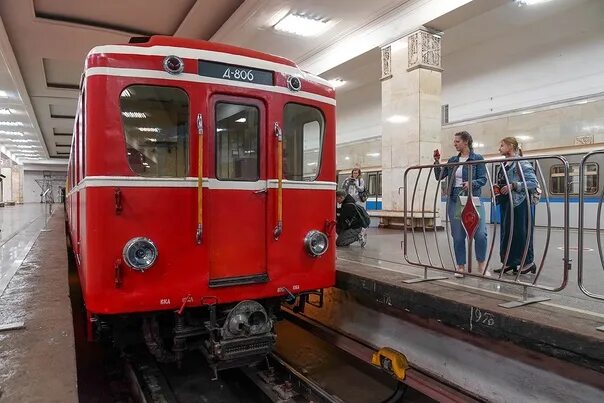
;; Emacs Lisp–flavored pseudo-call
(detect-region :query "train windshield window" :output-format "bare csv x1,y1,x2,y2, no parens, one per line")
550,163,598,195
283,104,325,181
120,85,189,177
215,102,260,181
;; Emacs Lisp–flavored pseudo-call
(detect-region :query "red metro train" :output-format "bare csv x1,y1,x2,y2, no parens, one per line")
65,36,336,373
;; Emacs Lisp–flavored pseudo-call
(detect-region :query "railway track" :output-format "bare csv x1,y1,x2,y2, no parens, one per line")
125,348,344,403
124,311,480,403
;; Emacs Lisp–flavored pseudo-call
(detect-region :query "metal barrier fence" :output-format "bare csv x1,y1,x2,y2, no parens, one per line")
403,155,570,308
578,151,604,301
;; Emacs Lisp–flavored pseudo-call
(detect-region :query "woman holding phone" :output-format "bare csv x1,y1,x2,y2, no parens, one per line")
434,131,488,277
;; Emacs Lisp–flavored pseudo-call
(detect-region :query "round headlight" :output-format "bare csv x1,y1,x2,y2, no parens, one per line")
123,237,158,271
287,75,302,92
304,230,329,257
163,55,184,75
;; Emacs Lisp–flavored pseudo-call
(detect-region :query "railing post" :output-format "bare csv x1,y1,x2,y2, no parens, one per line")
41,189,52,233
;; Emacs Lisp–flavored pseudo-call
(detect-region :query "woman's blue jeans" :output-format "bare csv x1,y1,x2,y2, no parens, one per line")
447,188,488,266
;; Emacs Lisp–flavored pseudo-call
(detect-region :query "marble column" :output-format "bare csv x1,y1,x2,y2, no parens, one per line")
11,164,23,203
381,28,443,227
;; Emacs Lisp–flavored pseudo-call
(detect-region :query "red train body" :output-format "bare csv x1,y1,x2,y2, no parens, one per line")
65,36,336,371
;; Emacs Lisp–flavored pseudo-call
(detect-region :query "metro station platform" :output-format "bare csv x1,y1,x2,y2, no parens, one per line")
336,227,604,374
0,205,77,402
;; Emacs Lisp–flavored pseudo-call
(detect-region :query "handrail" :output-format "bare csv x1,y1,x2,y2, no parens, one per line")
403,155,570,295
578,150,604,300
196,113,203,245
273,122,283,240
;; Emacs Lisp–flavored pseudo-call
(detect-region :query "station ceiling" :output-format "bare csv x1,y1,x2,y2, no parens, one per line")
0,0,483,166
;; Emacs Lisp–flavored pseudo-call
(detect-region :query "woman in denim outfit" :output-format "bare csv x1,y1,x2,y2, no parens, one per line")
434,131,488,277
495,137,539,274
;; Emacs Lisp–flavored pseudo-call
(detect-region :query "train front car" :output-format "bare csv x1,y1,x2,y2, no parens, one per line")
66,36,336,374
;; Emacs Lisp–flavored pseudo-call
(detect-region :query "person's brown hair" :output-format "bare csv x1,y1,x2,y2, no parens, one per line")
501,136,523,156
351,167,362,176
454,131,474,151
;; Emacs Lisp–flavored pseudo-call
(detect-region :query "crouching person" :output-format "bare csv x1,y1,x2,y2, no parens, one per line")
336,190,367,247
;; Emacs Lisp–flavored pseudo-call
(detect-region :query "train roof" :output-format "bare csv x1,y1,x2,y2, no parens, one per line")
86,35,334,94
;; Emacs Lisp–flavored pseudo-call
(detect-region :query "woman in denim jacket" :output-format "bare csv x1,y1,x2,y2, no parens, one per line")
434,131,488,277
495,137,539,275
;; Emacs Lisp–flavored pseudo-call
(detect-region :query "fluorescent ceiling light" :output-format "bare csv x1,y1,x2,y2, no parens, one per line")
145,137,158,142
328,78,346,88
521,110,534,115
0,130,23,136
274,13,331,37
307,162,317,166
367,152,380,157
121,89,133,98
387,115,410,124
474,142,485,148
515,0,553,6
516,135,533,141
122,112,147,118
9,139,34,142
138,127,160,132
0,108,12,115
235,117,246,123
14,145,41,148
0,121,24,126
0,90,8,98
344,156,350,160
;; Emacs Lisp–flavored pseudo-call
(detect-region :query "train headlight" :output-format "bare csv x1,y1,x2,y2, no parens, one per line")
304,230,329,257
123,237,158,271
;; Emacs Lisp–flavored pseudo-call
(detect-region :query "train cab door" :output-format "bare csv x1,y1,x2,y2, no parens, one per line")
207,96,268,287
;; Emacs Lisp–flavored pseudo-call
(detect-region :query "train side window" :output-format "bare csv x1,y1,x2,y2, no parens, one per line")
368,174,377,196
283,103,325,181
550,163,598,195
120,85,189,177
215,102,260,181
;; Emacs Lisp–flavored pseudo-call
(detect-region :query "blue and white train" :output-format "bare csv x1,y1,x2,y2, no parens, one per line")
339,152,603,229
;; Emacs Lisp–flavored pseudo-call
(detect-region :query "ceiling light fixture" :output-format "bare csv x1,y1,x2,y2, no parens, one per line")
9,139,35,143
328,78,346,88
0,130,23,136
0,108,12,115
514,0,553,6
235,117,247,123
0,90,8,98
367,152,380,157
387,115,410,124
0,121,24,126
274,13,331,37
138,127,161,132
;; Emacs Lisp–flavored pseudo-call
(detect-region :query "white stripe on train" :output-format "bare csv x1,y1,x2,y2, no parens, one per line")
87,44,333,88
67,176,337,196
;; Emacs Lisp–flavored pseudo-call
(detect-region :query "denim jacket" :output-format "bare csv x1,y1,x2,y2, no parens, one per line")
434,151,487,199
497,160,538,207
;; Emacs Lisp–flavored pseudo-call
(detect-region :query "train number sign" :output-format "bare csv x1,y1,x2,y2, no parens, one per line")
198,60,273,86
